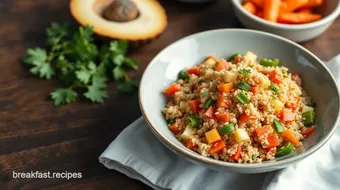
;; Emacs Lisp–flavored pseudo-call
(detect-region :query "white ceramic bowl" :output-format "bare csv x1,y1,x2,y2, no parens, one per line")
231,0,340,42
139,29,340,173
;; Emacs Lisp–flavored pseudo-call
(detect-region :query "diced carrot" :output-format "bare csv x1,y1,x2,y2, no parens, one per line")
263,0,281,22
281,129,300,145
208,55,217,62
188,100,201,113
280,0,309,13
263,133,279,149
269,70,282,84
250,0,264,8
210,140,226,154
215,59,230,71
256,11,264,18
286,97,301,110
298,7,313,14
204,106,215,119
164,83,180,95
186,138,198,150
239,112,257,124
278,13,321,24
301,126,316,137
304,0,323,7
169,123,181,134
279,109,296,122
217,83,233,93
215,113,230,122
243,2,258,15
255,125,273,137
250,86,261,94
217,95,230,109
231,145,242,161
187,67,200,75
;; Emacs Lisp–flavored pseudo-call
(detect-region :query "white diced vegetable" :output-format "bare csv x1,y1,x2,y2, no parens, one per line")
272,99,284,113
244,51,257,63
204,68,214,79
234,128,250,143
223,71,238,83
204,58,216,68
181,126,194,140
179,101,188,111
302,105,314,113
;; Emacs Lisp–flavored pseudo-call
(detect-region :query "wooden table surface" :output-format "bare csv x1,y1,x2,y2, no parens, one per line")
0,0,339,189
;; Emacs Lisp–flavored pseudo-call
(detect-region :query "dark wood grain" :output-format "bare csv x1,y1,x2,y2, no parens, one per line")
0,0,339,189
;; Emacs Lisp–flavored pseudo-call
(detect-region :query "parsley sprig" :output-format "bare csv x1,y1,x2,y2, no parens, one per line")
238,69,251,82
22,22,139,105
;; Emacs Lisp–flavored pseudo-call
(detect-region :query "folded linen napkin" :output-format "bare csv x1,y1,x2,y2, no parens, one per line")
99,55,340,190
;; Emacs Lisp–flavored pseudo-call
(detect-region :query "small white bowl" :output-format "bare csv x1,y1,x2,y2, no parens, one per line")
231,0,340,42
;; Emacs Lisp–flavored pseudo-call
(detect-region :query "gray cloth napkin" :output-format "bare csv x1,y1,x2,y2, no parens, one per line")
99,55,340,190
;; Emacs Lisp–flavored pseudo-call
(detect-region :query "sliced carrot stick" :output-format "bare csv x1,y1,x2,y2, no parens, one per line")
281,129,300,145
280,0,309,13
250,0,264,8
243,2,258,15
278,13,321,24
298,7,313,14
305,0,323,7
263,0,281,22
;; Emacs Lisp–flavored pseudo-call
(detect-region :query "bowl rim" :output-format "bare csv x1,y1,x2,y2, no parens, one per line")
138,28,340,169
231,0,340,30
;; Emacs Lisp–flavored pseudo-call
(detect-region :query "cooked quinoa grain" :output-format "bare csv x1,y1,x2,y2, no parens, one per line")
162,52,316,163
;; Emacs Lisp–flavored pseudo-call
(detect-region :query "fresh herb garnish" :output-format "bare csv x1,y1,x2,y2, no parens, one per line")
22,22,139,105
238,69,251,82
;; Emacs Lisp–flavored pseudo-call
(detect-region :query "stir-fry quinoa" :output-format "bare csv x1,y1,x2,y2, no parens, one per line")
162,52,316,163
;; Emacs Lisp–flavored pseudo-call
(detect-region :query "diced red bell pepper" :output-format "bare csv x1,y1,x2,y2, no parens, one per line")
169,123,181,134
234,56,244,64
216,95,230,109
262,133,279,149
286,97,301,110
187,67,200,75
215,59,230,71
279,109,296,122
269,70,283,84
231,145,242,161
204,106,215,119
164,83,181,95
186,138,198,150
239,112,257,124
215,113,230,122
210,140,226,154
301,126,316,137
188,100,201,113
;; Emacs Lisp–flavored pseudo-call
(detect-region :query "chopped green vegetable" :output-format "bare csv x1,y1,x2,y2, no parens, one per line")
167,118,176,125
273,120,284,134
203,98,214,108
228,53,242,62
270,83,279,94
302,105,314,113
260,58,280,66
218,124,235,135
22,22,139,105
198,79,203,84
178,70,189,80
275,142,294,157
184,90,191,94
237,82,251,91
302,110,314,126
308,103,317,107
201,92,209,96
236,92,250,104
187,116,200,128
252,154,256,160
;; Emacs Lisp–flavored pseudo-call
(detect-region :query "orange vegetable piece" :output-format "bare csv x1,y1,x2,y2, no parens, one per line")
210,140,226,154
231,145,242,161
239,112,257,124
217,83,233,93
263,133,280,149
255,125,273,137
286,97,301,110
269,70,282,84
305,0,323,7
197,85,203,92
215,113,230,122
186,138,198,150
164,83,180,95
263,0,281,22
280,109,296,122
169,123,181,134
188,100,201,113
216,95,230,109
256,11,264,18
208,55,217,62
250,0,264,8
281,129,300,145
204,106,215,119
280,0,309,13
215,59,230,71
298,7,313,14
278,13,321,24
250,86,261,94
301,126,316,137
187,67,200,75
243,2,258,15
